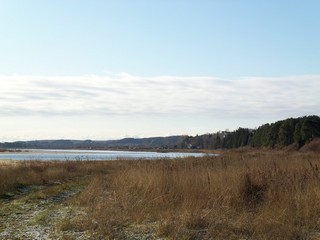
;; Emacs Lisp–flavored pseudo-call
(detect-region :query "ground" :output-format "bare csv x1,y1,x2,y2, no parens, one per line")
0,180,89,240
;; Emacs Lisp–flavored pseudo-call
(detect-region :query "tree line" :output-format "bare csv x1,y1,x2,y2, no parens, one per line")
1,116,319,150
180,115,320,149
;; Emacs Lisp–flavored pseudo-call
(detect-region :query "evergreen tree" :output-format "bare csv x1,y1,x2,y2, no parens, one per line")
268,122,281,147
294,122,303,145
278,120,294,146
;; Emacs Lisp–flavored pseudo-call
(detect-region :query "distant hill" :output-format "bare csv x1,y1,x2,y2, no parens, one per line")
1,116,319,150
0,136,185,150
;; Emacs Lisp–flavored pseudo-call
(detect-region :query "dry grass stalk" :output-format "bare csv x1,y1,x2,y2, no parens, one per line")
76,150,320,239
2,151,320,239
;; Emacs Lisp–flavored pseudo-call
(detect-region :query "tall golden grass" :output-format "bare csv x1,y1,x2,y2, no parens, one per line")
76,150,320,239
2,151,320,239
0,160,109,195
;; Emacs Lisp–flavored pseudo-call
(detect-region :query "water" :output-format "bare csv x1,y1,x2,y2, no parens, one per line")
0,149,214,161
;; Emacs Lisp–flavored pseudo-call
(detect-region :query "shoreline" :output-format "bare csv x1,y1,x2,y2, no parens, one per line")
0,148,219,154
0,149,215,161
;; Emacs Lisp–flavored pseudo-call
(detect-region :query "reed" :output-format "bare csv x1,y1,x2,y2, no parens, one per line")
76,150,320,239
0,160,109,195
2,150,320,239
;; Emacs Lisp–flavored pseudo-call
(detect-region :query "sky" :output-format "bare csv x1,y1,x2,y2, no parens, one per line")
0,0,319,141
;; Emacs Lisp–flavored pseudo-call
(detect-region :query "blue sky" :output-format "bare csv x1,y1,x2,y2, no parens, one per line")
0,1,319,141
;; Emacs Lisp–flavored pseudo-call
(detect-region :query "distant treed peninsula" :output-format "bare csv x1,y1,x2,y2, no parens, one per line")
1,116,320,151
182,115,320,150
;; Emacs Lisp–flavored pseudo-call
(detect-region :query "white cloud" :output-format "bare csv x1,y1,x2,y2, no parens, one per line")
0,74,319,118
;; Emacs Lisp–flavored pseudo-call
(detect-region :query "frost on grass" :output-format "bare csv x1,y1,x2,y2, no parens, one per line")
0,182,90,240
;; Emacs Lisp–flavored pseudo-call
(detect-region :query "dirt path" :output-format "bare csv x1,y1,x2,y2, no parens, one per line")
0,181,90,240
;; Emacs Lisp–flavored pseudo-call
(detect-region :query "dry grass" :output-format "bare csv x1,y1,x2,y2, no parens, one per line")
2,151,320,239
75,150,320,239
0,160,110,196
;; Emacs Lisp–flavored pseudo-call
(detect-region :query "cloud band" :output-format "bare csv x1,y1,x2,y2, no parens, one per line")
0,74,319,118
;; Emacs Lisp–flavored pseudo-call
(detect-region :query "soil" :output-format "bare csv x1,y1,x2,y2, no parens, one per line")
0,181,90,240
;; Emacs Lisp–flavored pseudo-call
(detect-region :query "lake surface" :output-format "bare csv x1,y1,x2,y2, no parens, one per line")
0,149,214,161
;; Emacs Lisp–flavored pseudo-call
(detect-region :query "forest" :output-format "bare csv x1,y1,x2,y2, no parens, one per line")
180,115,320,149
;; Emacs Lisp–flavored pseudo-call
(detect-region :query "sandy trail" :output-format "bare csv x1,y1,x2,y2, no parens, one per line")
0,181,89,240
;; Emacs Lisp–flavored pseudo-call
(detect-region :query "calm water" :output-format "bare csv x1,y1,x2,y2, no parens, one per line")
0,149,214,161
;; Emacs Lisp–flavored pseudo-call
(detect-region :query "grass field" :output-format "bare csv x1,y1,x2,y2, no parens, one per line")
1,150,320,239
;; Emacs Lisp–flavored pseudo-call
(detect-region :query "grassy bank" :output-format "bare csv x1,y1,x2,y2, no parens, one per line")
0,160,110,196
76,150,320,239
1,151,320,239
